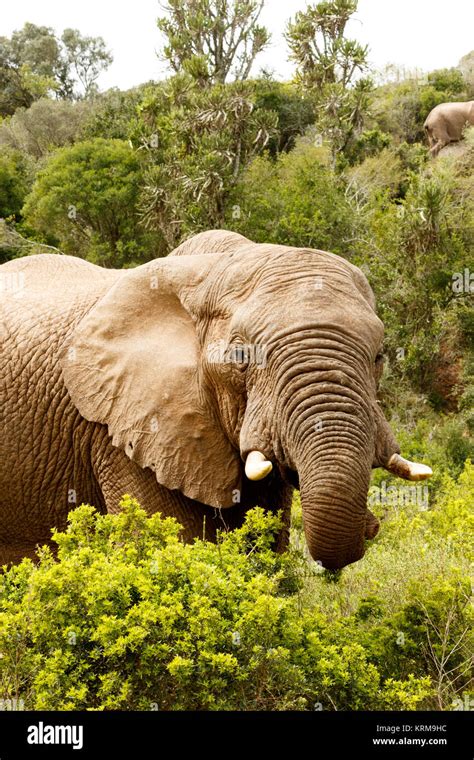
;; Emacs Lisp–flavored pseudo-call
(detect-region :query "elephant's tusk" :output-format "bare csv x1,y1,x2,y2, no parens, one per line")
386,453,432,481
245,451,273,481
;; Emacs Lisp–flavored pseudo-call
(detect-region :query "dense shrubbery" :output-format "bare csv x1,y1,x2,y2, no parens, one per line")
227,138,355,255
0,147,34,221
0,457,472,711
352,130,474,403
21,138,162,266
0,98,91,158
131,76,281,250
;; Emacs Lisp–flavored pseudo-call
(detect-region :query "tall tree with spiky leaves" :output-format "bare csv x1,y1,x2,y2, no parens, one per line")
157,0,270,86
286,0,372,163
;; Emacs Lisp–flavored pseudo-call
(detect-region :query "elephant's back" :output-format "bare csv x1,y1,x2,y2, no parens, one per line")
0,253,119,300
425,101,473,125
0,254,120,351
0,254,120,440
0,253,121,408
0,254,118,536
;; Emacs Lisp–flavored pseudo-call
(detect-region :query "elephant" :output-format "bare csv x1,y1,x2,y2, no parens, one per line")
424,100,474,157
0,230,432,569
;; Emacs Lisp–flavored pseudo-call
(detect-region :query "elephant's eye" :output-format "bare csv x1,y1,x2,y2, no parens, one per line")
227,344,250,368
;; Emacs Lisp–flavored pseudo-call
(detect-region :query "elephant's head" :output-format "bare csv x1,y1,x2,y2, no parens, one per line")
62,230,431,569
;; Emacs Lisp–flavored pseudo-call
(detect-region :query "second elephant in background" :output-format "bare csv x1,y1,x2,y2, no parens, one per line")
424,100,474,156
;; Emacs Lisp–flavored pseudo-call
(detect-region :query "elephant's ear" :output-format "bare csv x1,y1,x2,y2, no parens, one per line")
61,256,241,508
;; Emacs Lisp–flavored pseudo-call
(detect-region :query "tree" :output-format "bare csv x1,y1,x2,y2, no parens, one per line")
286,0,372,162
0,98,91,158
61,29,113,98
157,0,270,85
80,85,152,140
5,22,61,80
0,23,71,111
0,147,34,220
253,77,316,155
0,24,57,115
135,75,278,248
0,23,112,115
427,68,465,94
22,138,159,266
286,0,366,89
0,59,47,116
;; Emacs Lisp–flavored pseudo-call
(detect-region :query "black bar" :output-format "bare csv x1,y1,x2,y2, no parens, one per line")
0,710,472,758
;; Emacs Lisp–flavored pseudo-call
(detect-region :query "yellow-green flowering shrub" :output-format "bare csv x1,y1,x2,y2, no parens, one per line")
0,498,433,711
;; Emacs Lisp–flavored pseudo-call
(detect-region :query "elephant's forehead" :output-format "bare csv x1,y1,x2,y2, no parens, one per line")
234,296,381,338
211,246,362,295
224,280,383,351
222,253,369,308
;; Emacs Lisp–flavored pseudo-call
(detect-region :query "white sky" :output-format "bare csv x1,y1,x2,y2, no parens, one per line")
2,0,473,90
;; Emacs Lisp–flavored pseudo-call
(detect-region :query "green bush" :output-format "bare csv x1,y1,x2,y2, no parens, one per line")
0,147,34,221
80,86,151,141
0,98,91,159
227,138,356,255
21,138,161,266
3,457,472,711
0,498,438,711
292,459,473,710
344,147,404,204
344,128,391,165
252,78,316,155
361,575,472,710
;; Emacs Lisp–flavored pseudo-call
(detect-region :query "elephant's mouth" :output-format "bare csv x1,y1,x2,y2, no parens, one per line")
280,464,299,490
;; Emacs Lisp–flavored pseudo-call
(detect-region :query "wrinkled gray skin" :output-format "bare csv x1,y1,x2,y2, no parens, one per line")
0,231,420,569
424,101,474,157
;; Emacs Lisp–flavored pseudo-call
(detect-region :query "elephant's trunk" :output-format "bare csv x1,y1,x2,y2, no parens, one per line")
276,356,375,570
297,449,370,569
